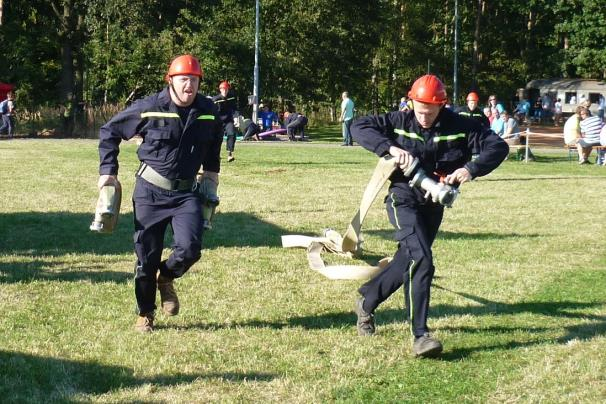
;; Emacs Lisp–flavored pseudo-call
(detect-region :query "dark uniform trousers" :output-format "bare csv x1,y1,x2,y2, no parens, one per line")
359,193,444,337
133,177,204,314
224,121,237,153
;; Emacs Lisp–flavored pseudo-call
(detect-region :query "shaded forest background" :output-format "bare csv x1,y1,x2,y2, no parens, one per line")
0,0,605,132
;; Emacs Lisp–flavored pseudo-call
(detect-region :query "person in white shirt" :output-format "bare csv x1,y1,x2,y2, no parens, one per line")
554,98,563,126
577,108,604,164
340,91,355,146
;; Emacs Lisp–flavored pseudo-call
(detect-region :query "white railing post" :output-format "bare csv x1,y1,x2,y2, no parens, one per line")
525,128,530,163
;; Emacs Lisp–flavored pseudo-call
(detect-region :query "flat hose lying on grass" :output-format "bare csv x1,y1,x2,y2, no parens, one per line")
282,156,397,280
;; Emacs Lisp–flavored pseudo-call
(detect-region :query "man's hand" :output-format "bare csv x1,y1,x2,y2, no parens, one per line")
98,175,117,190
444,168,471,185
389,146,414,172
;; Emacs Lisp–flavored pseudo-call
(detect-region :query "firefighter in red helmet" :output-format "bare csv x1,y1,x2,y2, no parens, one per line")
212,80,239,162
351,74,508,358
459,91,490,128
97,54,223,332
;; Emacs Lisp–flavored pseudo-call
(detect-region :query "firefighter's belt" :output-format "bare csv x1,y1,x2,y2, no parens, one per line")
136,163,194,191
282,156,398,280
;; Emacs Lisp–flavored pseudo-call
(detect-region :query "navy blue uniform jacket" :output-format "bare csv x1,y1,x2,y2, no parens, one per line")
458,105,490,128
99,87,223,180
352,107,509,204
211,92,237,124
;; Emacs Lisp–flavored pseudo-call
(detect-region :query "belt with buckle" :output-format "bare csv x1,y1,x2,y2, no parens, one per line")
136,163,194,191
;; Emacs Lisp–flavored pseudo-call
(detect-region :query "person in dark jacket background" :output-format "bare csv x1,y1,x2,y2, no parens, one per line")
284,109,308,141
352,74,508,358
97,54,223,332
213,81,238,162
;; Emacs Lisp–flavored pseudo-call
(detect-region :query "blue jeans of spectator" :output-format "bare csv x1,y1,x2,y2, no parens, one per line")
0,115,14,137
343,119,353,145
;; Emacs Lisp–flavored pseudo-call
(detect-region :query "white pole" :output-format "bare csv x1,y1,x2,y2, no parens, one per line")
525,128,530,163
252,0,260,124
453,0,459,106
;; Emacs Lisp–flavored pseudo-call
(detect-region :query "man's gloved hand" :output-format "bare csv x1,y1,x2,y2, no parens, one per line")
195,175,220,230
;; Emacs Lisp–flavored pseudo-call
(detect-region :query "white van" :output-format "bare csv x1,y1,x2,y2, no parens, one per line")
524,79,606,115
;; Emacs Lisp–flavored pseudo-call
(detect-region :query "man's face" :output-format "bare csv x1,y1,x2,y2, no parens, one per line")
467,100,477,110
169,74,199,106
413,100,442,128
220,88,228,97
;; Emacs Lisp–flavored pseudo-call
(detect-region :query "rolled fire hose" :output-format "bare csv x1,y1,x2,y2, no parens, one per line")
281,156,398,280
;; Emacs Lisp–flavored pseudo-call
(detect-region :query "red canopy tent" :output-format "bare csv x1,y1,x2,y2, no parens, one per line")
0,82,15,101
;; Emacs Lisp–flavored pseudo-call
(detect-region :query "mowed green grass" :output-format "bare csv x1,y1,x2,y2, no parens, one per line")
0,136,605,403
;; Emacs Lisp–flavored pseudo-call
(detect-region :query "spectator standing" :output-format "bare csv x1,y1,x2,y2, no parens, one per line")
514,97,531,124
259,104,278,131
0,91,16,138
340,91,355,146
213,81,238,162
569,95,577,105
599,124,606,165
554,98,563,126
532,97,542,123
577,108,604,164
541,93,553,124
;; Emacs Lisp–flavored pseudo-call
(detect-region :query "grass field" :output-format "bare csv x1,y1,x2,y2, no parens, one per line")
1,132,605,403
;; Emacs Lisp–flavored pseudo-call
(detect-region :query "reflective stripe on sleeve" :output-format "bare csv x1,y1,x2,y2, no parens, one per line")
197,115,215,120
141,112,180,118
433,133,466,142
394,128,425,142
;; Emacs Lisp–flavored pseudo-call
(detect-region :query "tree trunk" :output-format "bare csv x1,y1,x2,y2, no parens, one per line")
472,0,482,87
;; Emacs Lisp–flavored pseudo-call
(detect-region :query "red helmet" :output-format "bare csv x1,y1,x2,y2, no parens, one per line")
408,75,447,104
466,92,479,102
166,55,203,79
219,81,230,90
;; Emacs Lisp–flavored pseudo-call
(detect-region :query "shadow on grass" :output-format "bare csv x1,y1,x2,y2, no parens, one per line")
0,211,287,284
0,260,132,284
365,229,542,241
0,350,276,401
0,211,286,256
480,175,605,182
178,284,605,361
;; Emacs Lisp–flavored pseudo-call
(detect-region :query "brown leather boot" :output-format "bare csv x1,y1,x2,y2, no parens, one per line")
134,312,154,333
157,274,180,316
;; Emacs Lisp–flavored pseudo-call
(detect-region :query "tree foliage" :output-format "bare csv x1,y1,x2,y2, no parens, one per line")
1,0,604,112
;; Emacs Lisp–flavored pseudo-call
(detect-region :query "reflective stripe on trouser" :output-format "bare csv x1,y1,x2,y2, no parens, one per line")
224,121,237,152
358,194,443,337
132,177,204,314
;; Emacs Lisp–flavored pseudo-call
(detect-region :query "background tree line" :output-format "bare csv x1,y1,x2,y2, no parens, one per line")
0,0,605,130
